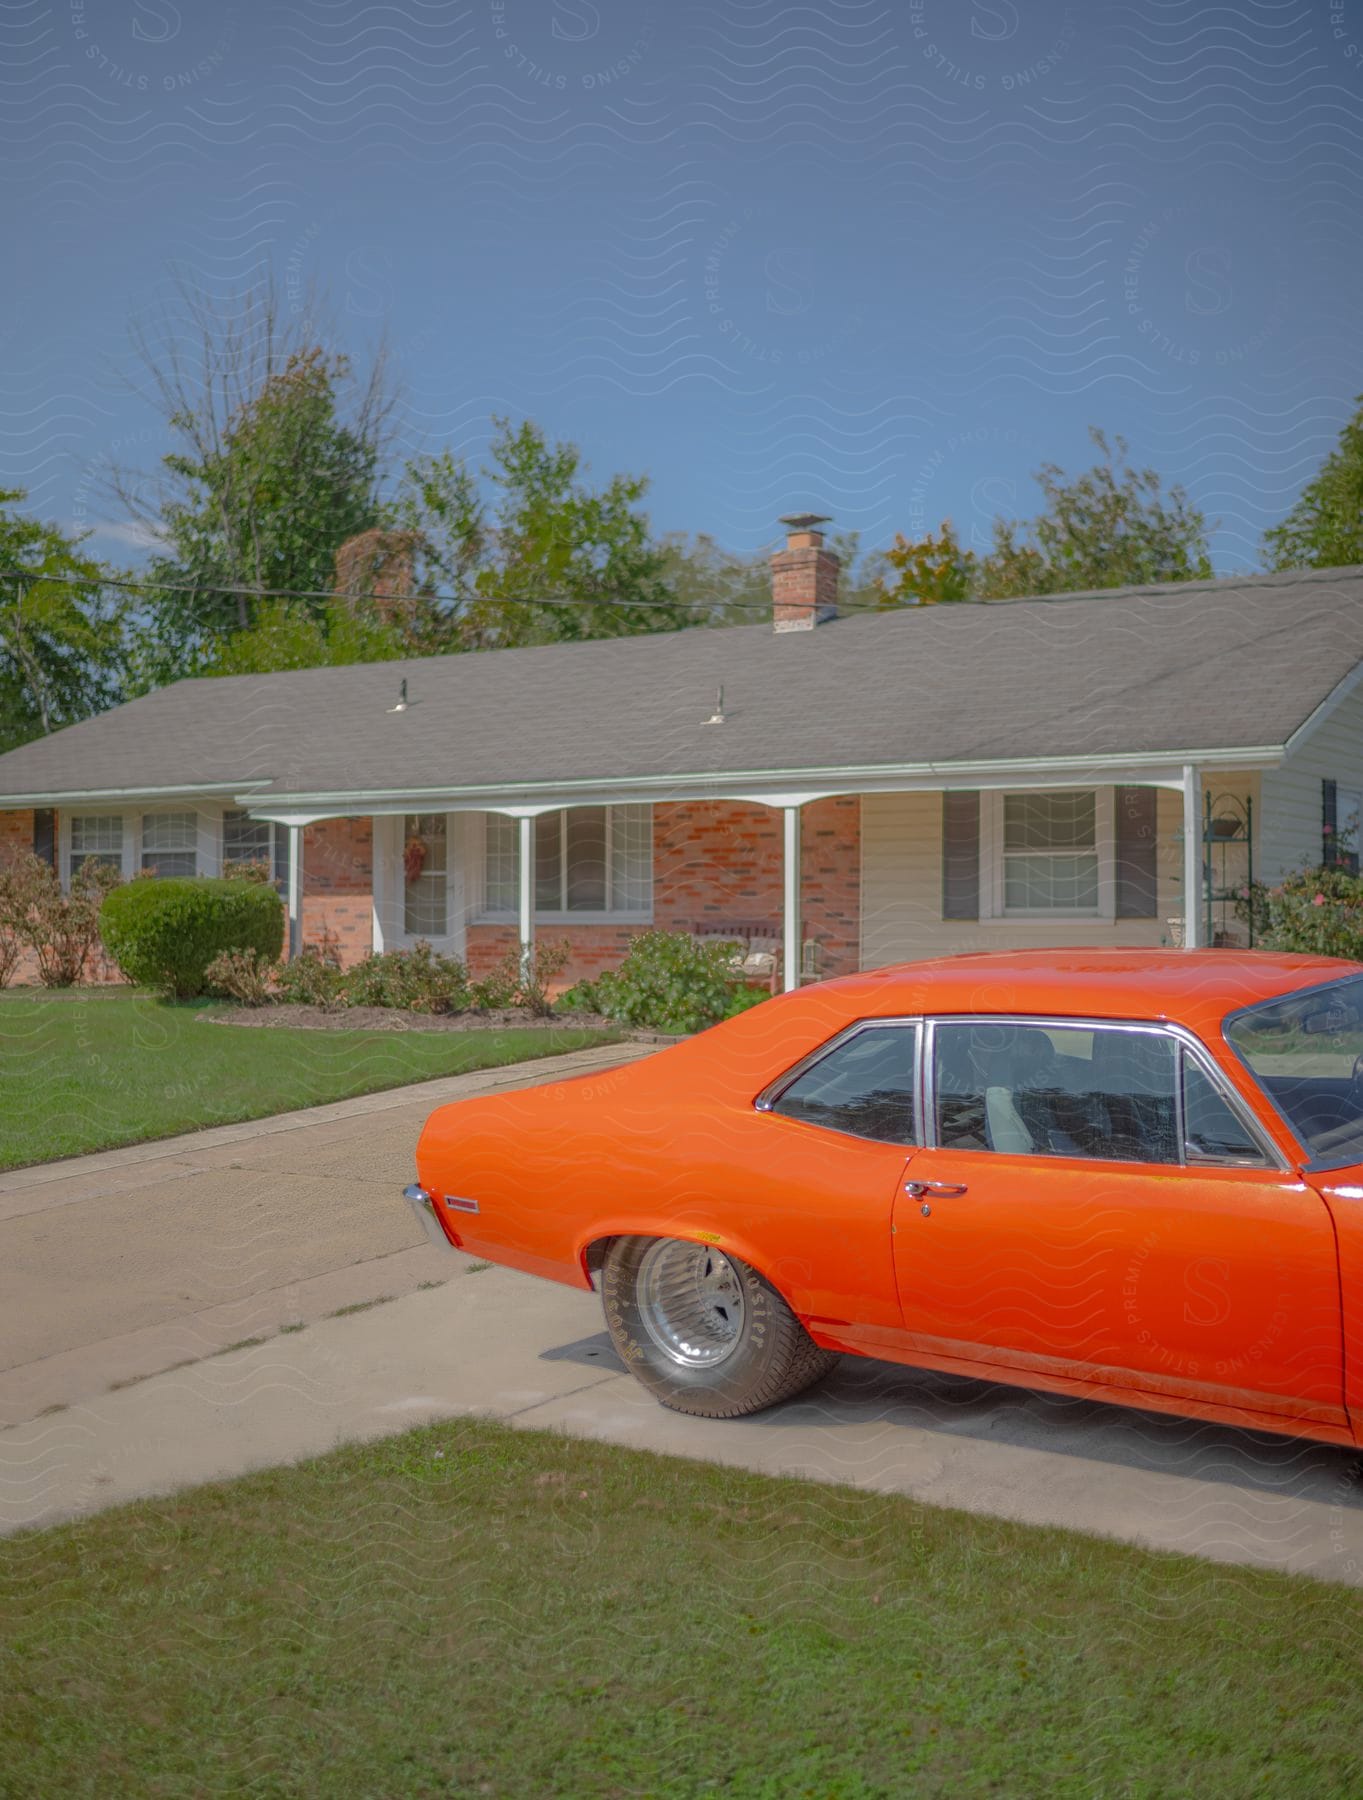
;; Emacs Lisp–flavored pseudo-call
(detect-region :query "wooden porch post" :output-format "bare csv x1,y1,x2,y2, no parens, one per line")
1182,764,1201,951
287,823,303,960
782,803,801,993
518,813,534,976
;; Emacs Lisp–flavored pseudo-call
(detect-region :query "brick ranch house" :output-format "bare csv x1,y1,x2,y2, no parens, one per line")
0,520,1361,988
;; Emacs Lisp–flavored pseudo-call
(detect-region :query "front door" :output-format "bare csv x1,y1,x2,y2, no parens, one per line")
386,812,465,957
891,1018,1345,1429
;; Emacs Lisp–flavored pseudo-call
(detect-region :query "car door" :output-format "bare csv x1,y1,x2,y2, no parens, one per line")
752,1019,920,1346
890,1016,1346,1430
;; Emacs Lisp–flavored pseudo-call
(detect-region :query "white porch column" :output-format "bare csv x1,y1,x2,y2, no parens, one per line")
1182,763,1202,951
287,823,303,959
518,813,534,975
782,803,801,993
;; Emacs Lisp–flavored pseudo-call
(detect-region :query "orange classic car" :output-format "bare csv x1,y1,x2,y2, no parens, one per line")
405,949,1363,1446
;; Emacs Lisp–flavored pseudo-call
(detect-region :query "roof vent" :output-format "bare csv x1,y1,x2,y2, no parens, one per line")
387,678,410,713
703,684,726,726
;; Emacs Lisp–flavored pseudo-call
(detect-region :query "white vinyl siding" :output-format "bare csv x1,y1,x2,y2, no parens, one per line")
860,787,1188,969
1260,681,1363,882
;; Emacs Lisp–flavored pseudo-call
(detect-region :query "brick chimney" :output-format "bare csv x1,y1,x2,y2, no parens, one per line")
771,513,839,632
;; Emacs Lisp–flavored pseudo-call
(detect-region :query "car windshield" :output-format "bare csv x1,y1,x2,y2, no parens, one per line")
1225,974,1363,1168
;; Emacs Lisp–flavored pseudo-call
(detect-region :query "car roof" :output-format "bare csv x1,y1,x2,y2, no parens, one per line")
816,948,1361,1034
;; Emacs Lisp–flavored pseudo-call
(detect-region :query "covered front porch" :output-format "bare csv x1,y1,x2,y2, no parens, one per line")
258,752,1258,990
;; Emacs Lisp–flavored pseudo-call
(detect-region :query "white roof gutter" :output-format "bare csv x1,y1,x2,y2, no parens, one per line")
238,746,1287,824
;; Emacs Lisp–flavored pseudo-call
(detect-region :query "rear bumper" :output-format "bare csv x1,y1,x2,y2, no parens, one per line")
403,1183,458,1253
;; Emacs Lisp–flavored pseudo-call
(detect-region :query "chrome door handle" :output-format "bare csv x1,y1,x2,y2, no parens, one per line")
904,1180,968,1198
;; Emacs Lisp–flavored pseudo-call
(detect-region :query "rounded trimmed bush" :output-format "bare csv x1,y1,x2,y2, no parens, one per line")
100,877,285,999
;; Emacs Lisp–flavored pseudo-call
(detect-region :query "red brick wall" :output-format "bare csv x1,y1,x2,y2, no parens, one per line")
0,809,39,985
0,808,33,868
301,817,373,967
1,799,862,990
465,797,861,987
0,807,125,987
303,817,372,894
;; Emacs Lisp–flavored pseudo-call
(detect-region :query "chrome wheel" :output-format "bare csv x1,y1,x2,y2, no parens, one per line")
635,1239,747,1369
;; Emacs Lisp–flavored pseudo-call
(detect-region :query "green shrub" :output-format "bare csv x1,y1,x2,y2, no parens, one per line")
589,930,769,1035
273,946,346,1009
342,942,471,1014
205,947,277,1006
555,977,603,1015
1238,863,1363,960
100,877,284,999
469,939,571,1016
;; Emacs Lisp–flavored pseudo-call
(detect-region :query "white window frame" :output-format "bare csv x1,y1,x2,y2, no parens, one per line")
980,788,1115,922
222,808,287,887
64,811,130,885
61,804,244,891
476,806,653,925
139,808,200,879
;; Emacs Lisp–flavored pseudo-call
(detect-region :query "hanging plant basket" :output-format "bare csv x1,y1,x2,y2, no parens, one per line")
404,836,428,884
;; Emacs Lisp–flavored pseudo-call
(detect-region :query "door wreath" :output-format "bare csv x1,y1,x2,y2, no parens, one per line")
403,834,428,884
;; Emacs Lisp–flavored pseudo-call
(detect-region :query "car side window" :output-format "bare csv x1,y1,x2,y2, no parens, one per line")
1182,1055,1268,1166
770,1024,918,1144
933,1021,1178,1164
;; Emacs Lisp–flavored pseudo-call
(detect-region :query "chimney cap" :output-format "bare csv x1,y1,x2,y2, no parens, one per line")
779,512,832,532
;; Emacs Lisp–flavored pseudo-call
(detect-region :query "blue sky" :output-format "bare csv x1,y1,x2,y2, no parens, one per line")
4,0,1363,572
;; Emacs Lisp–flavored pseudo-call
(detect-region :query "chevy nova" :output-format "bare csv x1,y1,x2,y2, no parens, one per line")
404,949,1363,1445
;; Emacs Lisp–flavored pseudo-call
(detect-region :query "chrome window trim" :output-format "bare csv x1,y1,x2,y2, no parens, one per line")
920,1013,1285,1172
753,1017,923,1147
1223,973,1363,1171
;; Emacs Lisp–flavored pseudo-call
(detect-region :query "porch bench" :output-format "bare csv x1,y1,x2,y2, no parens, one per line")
686,920,822,992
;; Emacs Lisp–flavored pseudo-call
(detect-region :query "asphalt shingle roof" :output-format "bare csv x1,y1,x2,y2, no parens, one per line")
0,564,1358,803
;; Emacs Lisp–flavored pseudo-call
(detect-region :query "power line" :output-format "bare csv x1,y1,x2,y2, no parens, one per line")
0,564,794,617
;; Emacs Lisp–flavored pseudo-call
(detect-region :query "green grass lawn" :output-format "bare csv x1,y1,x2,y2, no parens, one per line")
3,1417,1361,1798
0,989,621,1169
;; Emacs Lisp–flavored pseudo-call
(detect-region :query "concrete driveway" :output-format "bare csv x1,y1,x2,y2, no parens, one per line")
0,1040,654,1421
4,1044,1363,1587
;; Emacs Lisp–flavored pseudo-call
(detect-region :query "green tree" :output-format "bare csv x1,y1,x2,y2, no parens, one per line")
389,419,683,650
206,597,405,676
878,431,1213,609
654,532,773,626
874,521,976,607
112,282,392,679
978,430,1212,598
0,489,123,752
1264,396,1363,570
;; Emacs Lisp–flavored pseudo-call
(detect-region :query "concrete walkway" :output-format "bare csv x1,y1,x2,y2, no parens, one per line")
5,1039,1363,1586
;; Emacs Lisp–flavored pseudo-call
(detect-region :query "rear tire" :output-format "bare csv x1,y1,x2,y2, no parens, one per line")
600,1235,839,1419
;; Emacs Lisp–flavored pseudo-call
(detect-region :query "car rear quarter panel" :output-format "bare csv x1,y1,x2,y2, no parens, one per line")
413,994,905,1323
